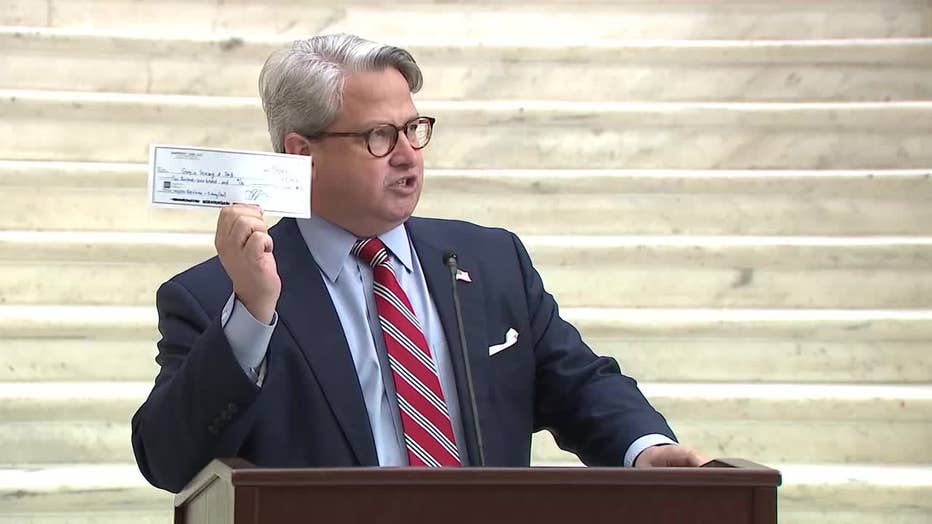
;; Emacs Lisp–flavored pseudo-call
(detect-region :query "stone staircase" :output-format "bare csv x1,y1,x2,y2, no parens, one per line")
1,0,931,522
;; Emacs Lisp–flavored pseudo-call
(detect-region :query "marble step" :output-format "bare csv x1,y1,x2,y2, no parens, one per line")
0,464,169,515
2,0,929,39
4,29,932,102
1,463,929,524
4,161,932,236
528,457,932,524
2,90,931,169
1,381,929,465
778,463,932,524
2,305,930,384
0,511,171,524
3,231,931,308
10,465,932,524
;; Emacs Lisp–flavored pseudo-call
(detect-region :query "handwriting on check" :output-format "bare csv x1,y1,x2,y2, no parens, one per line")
157,168,301,205
148,145,312,218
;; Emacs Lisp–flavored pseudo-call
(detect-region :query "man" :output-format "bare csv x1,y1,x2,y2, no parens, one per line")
131,34,705,493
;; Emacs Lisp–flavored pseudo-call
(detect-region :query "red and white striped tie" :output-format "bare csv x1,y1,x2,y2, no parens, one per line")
353,238,461,467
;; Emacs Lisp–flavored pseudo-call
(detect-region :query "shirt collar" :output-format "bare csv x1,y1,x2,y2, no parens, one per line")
379,222,414,274
295,216,414,283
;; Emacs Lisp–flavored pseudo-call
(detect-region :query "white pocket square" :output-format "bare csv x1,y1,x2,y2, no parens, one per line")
489,328,519,356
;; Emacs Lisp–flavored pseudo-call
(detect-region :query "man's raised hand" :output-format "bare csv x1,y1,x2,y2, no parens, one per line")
215,204,280,324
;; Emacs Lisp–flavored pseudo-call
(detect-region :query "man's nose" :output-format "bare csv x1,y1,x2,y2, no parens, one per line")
389,131,418,166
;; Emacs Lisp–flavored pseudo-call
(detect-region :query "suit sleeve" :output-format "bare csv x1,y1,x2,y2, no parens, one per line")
510,233,677,466
131,280,263,492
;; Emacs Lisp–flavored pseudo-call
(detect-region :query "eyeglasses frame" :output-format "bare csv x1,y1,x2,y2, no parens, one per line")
304,116,436,158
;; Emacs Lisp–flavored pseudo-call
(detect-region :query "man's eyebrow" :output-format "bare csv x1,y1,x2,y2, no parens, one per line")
357,115,420,129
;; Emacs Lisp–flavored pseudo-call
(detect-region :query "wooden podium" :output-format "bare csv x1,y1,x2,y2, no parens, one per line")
175,458,781,524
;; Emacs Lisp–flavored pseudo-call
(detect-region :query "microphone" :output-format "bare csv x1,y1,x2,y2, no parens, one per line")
442,250,486,467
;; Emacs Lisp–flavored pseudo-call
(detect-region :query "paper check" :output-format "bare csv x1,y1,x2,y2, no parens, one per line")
148,145,311,218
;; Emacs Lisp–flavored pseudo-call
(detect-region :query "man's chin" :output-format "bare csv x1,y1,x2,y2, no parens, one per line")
385,204,418,227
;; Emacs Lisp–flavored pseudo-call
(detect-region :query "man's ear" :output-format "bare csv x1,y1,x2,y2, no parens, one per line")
283,132,314,156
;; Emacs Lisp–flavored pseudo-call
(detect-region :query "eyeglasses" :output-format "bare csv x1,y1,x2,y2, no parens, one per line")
309,116,436,158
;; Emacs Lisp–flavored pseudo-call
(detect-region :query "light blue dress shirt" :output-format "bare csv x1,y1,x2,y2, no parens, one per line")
220,216,673,467
222,215,468,466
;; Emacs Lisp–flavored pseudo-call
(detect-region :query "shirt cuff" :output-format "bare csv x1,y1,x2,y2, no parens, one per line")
624,434,678,467
221,293,276,383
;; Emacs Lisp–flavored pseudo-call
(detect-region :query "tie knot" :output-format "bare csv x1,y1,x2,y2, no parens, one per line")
352,237,391,268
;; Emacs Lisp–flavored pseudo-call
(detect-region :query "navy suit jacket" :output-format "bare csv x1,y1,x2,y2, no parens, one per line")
131,217,675,492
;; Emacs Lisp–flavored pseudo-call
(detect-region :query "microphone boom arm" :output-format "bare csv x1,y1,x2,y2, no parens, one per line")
443,251,487,467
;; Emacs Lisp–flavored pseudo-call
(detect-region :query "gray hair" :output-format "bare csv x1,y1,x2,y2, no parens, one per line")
258,34,423,153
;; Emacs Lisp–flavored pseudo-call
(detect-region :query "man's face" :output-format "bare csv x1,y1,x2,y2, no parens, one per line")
292,67,424,238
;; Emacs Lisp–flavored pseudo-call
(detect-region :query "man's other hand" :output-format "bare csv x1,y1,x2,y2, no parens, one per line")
215,204,280,324
634,444,708,467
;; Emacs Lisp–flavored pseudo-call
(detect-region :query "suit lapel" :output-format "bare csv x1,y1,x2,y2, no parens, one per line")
270,219,378,466
407,220,491,466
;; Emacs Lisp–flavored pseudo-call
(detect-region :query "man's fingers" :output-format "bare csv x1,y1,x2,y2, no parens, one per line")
232,202,263,216
229,215,269,249
636,445,708,467
244,231,274,258
217,204,263,241
670,447,706,467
